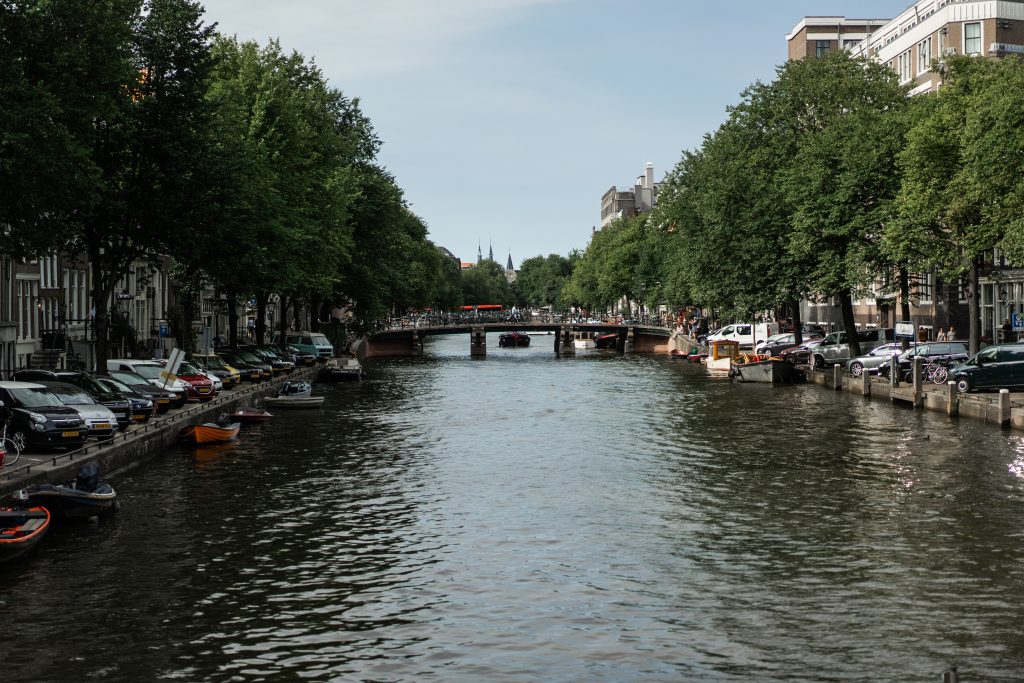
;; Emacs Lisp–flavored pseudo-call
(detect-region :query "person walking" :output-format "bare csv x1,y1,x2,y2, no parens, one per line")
935,328,946,342
948,325,957,341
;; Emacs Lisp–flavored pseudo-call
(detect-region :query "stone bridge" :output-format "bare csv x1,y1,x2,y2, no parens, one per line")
361,323,675,358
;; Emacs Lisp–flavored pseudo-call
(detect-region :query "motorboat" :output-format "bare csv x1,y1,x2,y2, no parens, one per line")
498,332,531,348
730,356,804,384
180,416,241,445
25,463,119,520
230,408,274,424
0,491,50,564
318,356,362,382
705,340,740,373
573,332,596,350
595,332,618,350
263,381,325,408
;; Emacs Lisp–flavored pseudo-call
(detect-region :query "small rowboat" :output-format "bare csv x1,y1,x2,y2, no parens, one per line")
230,408,273,424
26,463,119,521
0,495,51,564
180,421,241,445
263,381,324,408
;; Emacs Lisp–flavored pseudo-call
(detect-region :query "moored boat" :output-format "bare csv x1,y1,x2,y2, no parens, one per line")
263,381,325,408
573,332,596,350
230,408,273,424
595,332,618,350
318,356,362,382
180,420,241,445
498,332,531,348
731,357,803,384
0,492,50,564
25,463,118,520
705,340,740,373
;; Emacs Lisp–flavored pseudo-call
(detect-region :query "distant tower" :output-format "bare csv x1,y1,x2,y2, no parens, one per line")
506,252,514,272
505,252,517,284
488,241,494,262
477,240,482,264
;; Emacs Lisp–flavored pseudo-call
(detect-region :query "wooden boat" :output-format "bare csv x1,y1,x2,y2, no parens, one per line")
0,493,50,564
318,356,362,382
26,463,118,520
180,421,241,445
498,332,531,348
230,408,274,424
595,332,618,350
731,356,803,384
573,332,596,350
263,381,324,408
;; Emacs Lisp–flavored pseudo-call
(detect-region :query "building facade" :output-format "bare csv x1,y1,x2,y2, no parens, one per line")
599,162,659,229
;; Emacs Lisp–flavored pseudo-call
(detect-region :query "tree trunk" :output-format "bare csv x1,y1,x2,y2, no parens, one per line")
292,296,303,331
278,294,290,345
255,290,269,344
790,297,803,346
179,285,198,353
969,256,981,356
227,289,239,346
839,290,861,357
899,267,912,351
309,293,322,333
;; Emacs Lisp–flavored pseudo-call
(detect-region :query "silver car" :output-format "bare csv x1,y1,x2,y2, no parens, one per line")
42,382,119,439
846,343,905,377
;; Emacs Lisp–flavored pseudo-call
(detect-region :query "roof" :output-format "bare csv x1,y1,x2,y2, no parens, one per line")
0,381,47,389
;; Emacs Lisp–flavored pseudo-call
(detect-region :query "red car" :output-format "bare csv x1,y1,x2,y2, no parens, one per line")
778,338,824,365
171,361,217,402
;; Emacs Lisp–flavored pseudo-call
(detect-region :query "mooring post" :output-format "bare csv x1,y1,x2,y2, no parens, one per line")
946,381,958,417
470,326,486,358
861,371,871,397
557,326,575,356
912,356,923,408
411,331,423,356
624,327,635,354
832,364,842,391
942,665,959,683
1000,389,1011,426
891,353,900,388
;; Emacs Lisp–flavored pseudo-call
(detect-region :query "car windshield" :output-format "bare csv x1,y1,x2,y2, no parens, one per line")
233,350,262,363
311,335,330,345
110,371,149,386
100,378,134,394
77,375,110,394
9,387,65,408
49,387,97,406
131,365,162,380
199,356,226,370
178,362,202,375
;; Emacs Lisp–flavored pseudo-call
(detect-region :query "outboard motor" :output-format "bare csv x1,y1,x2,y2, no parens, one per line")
75,462,102,493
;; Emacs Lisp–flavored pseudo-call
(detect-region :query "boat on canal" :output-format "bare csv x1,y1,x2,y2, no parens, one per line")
25,463,119,520
318,356,362,382
0,492,50,564
595,332,618,350
263,381,324,408
180,418,241,445
498,332,531,348
704,340,740,373
573,332,596,350
230,408,274,424
730,356,803,384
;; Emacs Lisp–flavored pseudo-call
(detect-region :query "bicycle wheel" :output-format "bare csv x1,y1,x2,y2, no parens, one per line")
932,366,949,384
0,438,19,468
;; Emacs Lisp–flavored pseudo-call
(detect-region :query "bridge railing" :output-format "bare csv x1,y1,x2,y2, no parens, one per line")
371,313,671,332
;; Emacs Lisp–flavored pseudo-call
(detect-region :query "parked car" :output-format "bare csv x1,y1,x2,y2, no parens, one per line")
13,369,133,431
106,360,188,408
215,351,264,383
93,376,156,422
758,332,824,357
271,331,334,360
32,381,120,439
877,342,971,380
951,344,1024,393
0,381,87,452
191,353,241,389
166,361,217,402
779,338,824,365
239,345,292,374
106,370,178,413
219,349,273,380
811,328,896,368
845,343,906,377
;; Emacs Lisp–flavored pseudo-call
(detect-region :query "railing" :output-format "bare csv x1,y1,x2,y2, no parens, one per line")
371,313,671,332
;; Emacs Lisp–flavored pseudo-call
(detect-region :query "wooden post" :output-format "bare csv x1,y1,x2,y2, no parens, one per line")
946,381,958,417
890,353,899,388
912,356,923,408
832,364,842,391
470,326,486,358
624,327,635,354
861,373,871,397
1000,389,1011,426
411,332,423,356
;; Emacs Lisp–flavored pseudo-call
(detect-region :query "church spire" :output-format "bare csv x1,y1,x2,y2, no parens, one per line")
477,240,482,264
506,252,514,271
488,241,493,262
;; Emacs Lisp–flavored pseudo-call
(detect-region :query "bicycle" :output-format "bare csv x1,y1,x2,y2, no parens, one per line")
0,419,21,470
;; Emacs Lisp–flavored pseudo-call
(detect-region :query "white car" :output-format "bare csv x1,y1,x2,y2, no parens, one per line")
107,359,189,404
44,383,120,439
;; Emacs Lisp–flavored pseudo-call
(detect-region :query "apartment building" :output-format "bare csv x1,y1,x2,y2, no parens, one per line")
787,1,1024,340
599,162,659,229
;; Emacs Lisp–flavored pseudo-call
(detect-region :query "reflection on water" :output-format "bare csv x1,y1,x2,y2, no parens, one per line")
2,334,1024,681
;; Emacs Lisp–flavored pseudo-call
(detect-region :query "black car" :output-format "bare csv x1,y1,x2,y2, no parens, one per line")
238,346,292,374
0,381,87,452
95,376,156,422
14,369,133,430
220,350,273,381
106,370,178,413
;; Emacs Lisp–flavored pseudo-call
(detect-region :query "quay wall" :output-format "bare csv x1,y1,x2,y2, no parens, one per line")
0,366,317,498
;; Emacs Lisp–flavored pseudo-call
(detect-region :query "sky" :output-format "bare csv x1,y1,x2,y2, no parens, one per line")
198,0,901,267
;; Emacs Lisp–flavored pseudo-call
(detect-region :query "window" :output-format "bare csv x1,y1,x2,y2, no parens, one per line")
816,40,831,58
918,36,932,74
843,39,861,50
965,22,981,55
897,50,913,82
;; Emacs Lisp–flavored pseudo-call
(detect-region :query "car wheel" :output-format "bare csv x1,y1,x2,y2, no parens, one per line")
956,377,971,394
10,430,28,453
850,362,863,377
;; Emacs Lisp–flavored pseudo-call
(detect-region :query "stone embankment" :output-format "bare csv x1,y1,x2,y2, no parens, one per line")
0,365,317,498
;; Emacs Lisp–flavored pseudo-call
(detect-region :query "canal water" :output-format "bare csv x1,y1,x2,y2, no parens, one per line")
3,333,1024,681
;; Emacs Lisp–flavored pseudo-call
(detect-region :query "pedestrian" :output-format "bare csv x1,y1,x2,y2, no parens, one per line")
935,327,946,342
948,325,956,340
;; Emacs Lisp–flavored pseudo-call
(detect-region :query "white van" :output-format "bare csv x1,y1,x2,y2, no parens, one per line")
271,331,334,359
707,322,779,349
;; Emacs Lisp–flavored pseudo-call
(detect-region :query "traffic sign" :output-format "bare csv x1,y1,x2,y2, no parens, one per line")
1013,313,1024,332
895,321,916,339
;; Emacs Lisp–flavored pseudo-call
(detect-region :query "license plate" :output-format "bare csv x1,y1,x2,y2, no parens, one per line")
133,415,146,421
158,398,170,404
199,387,210,393
62,431,80,438
94,423,111,430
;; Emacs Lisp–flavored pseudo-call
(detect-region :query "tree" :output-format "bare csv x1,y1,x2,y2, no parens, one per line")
460,260,511,307
516,254,572,309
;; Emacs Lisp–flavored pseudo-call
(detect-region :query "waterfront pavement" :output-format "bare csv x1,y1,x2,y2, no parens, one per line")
0,365,319,498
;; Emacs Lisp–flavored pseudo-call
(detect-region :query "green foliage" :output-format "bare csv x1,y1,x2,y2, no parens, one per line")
460,260,512,307
516,254,573,308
